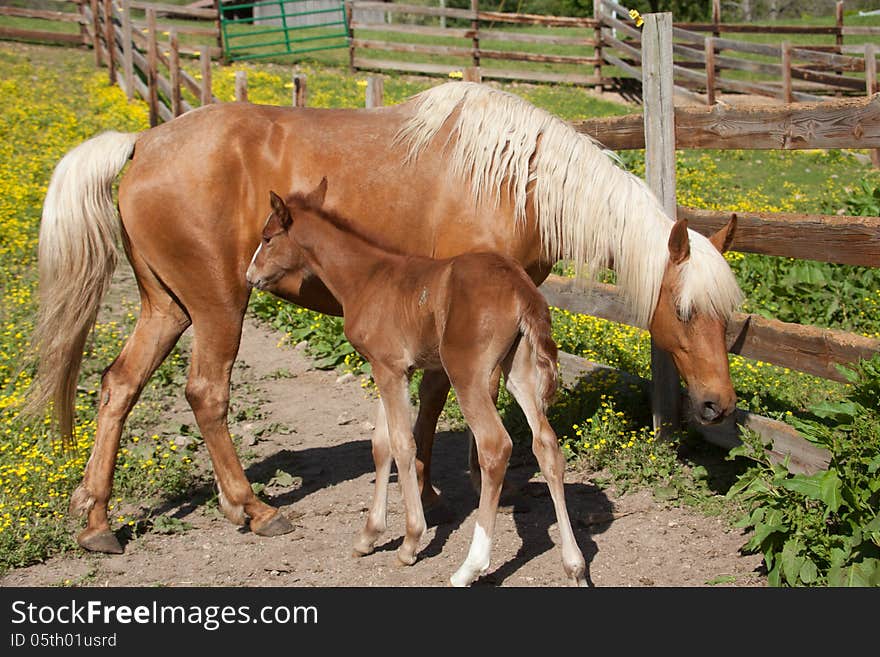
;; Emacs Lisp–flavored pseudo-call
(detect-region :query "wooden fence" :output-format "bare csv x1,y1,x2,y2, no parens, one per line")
598,0,880,104
342,0,880,101
345,1,604,86
0,0,222,59
76,0,224,125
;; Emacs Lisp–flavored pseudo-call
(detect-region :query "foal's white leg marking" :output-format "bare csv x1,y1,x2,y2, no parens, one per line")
450,522,492,587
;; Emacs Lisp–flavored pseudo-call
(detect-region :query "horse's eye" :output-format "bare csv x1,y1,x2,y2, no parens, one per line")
262,235,271,244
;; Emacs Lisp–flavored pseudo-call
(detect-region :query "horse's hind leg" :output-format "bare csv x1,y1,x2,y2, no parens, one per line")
447,376,512,587
184,307,292,537
73,263,190,553
353,400,392,556
503,342,586,586
413,369,451,513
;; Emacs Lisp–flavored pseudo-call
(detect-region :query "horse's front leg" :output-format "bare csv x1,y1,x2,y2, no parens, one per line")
352,401,391,556
372,365,426,566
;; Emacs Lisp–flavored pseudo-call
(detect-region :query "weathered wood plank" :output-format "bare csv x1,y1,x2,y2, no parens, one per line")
350,21,473,40
476,10,596,27
0,7,85,22
679,206,880,268
351,38,472,59
572,95,880,150
0,26,83,43
479,28,596,47
129,1,217,19
351,1,476,21
540,275,880,383
557,352,831,475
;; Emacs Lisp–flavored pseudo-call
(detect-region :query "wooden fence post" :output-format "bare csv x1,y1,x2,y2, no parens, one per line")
235,70,248,102
463,66,481,83
293,73,307,107
471,0,480,69
711,0,720,38
170,30,182,117
212,0,224,64
346,1,355,73
704,36,716,105
146,8,159,127
866,44,879,168
89,0,102,67
642,13,680,438
200,50,213,105
781,41,793,104
835,0,844,94
365,76,383,108
593,0,603,93
122,0,134,100
102,0,115,84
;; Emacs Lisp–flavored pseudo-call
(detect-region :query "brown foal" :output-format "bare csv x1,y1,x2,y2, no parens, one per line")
247,180,587,587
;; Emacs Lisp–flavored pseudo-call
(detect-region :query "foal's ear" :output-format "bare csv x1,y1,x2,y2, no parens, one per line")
269,190,292,230
305,176,328,209
709,213,737,254
668,218,691,265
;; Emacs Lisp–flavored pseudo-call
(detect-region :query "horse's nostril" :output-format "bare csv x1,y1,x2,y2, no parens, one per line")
701,401,722,423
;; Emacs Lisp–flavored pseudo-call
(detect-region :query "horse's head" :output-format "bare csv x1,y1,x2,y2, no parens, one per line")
649,216,739,425
246,179,328,292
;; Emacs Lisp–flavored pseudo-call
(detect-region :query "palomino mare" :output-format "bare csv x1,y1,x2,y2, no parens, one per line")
28,82,742,556
247,182,586,586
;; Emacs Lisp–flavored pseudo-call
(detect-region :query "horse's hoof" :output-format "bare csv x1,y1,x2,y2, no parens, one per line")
251,511,294,537
352,538,375,557
396,547,417,567
77,528,123,554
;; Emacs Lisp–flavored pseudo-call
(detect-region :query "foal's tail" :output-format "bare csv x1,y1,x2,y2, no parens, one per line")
24,131,139,443
518,290,559,410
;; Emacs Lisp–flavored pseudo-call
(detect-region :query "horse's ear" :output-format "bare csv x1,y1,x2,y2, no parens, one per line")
269,191,292,230
709,213,737,254
668,218,690,265
306,177,328,208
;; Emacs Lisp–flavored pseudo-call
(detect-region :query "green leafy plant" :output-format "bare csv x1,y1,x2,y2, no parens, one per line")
727,355,880,586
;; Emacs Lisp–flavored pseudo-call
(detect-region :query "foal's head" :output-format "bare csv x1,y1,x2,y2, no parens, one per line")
649,216,740,425
246,179,328,292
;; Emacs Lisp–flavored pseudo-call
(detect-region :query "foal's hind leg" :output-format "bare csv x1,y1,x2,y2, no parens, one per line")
72,266,190,553
503,343,586,586
353,401,392,556
448,381,512,587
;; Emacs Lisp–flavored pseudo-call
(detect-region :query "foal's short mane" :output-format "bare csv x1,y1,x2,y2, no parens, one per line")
284,192,410,258
394,82,743,328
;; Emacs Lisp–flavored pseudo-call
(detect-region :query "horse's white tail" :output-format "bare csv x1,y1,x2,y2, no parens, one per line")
25,131,139,442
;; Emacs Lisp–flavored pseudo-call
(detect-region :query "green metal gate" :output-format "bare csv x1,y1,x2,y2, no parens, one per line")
220,0,349,62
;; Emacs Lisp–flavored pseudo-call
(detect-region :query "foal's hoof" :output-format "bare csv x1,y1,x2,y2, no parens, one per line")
251,511,294,537
77,528,123,555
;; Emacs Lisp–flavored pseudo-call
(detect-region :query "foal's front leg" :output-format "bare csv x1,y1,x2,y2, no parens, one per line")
373,365,427,566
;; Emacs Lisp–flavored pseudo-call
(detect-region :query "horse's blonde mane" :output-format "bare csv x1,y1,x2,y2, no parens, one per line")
395,82,743,328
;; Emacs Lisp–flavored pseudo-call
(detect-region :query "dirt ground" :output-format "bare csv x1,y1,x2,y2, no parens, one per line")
2,265,765,588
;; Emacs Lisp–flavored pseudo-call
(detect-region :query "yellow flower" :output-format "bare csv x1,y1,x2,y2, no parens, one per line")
629,9,645,27
448,71,463,80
